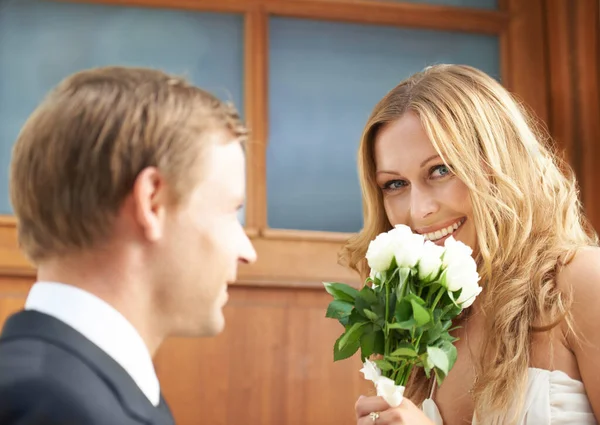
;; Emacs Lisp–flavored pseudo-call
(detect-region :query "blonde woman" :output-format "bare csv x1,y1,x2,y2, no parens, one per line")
344,64,600,424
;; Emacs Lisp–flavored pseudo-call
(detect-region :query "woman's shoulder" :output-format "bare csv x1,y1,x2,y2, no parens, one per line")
556,246,600,295
554,245,600,421
555,246,600,329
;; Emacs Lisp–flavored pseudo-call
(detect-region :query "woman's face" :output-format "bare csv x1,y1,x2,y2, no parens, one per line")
373,112,477,251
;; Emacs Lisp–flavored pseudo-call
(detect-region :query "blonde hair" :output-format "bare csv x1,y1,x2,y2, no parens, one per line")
340,64,597,422
10,66,247,263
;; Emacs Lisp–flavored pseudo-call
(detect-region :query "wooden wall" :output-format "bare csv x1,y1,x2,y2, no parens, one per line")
0,273,372,425
0,217,369,425
0,1,599,424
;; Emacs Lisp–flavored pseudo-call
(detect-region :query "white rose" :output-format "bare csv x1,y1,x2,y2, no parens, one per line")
441,257,482,308
390,224,425,268
359,359,381,382
442,256,478,292
456,278,483,308
417,240,445,281
366,232,396,273
442,257,479,292
442,236,473,267
360,360,405,408
376,376,405,407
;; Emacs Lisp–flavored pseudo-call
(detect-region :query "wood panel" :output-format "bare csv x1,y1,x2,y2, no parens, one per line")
63,0,509,34
0,218,33,277
264,0,507,33
0,217,359,288
0,277,372,425
501,0,549,124
544,0,600,231
244,9,269,231
575,0,600,231
544,0,577,165
0,276,32,325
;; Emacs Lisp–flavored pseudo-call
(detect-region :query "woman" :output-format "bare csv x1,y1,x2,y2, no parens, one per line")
341,64,600,424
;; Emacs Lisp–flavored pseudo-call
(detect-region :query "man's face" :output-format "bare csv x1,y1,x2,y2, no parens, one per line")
155,133,256,337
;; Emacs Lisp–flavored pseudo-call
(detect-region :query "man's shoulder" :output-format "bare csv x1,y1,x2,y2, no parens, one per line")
0,337,119,417
0,339,145,424
0,335,97,381
0,372,96,424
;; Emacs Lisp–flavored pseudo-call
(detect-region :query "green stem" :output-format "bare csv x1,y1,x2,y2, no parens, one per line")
384,278,391,356
431,286,446,311
425,288,433,304
414,334,423,349
401,363,414,386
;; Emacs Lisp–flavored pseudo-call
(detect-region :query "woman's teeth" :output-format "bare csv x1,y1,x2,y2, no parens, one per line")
422,218,465,241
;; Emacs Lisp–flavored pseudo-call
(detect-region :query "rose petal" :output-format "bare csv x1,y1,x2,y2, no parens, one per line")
360,359,382,383
375,376,405,407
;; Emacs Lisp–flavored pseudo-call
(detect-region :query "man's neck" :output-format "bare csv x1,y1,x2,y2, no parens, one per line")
36,253,166,357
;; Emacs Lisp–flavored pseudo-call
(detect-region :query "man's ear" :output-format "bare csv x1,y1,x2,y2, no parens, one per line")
131,167,168,242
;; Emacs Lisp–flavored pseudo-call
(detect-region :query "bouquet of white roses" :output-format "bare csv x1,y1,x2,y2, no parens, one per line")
324,224,482,407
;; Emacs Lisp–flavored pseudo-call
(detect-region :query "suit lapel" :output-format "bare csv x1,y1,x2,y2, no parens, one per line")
157,394,176,425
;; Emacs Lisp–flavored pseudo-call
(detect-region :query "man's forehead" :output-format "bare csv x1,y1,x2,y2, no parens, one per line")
195,141,245,197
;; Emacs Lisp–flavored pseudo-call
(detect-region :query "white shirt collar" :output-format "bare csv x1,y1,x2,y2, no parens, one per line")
25,281,160,406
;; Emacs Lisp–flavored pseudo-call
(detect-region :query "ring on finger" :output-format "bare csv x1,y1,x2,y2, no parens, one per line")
369,411,380,423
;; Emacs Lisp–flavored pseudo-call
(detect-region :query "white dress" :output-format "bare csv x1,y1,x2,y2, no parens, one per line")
422,368,597,424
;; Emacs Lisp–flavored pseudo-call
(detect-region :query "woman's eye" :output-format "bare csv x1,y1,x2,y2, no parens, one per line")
431,164,452,178
382,180,407,191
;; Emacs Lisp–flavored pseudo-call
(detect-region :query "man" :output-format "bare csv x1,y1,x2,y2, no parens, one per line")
0,67,256,424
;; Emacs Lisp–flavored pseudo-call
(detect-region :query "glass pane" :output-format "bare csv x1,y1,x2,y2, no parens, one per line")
0,0,244,221
376,0,498,9
267,17,499,233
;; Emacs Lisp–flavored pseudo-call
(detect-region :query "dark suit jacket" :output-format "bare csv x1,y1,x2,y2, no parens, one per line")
0,310,175,425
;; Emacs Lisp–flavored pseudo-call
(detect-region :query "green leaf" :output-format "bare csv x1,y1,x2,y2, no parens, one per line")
434,368,446,387
440,332,459,343
446,287,464,308
388,318,416,330
358,285,379,305
386,292,397,322
360,325,384,360
373,359,395,371
421,353,435,378
359,324,374,360
390,342,418,358
405,293,426,306
333,332,361,361
421,322,444,345
394,268,411,299
338,322,367,351
398,267,411,286
363,309,379,322
325,300,354,321
395,299,412,323
348,309,368,328
355,296,370,318
372,301,385,319
441,320,453,332
441,302,463,320
439,341,458,372
427,346,450,376
384,356,404,362
373,328,385,354
410,299,431,326
324,282,360,303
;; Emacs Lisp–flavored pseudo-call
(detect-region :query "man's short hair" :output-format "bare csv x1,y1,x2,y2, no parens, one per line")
9,66,246,263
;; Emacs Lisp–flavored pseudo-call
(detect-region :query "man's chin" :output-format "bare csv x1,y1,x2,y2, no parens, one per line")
170,310,226,338
202,310,226,337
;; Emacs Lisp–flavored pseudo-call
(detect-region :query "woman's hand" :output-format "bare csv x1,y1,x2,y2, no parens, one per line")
355,395,435,425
